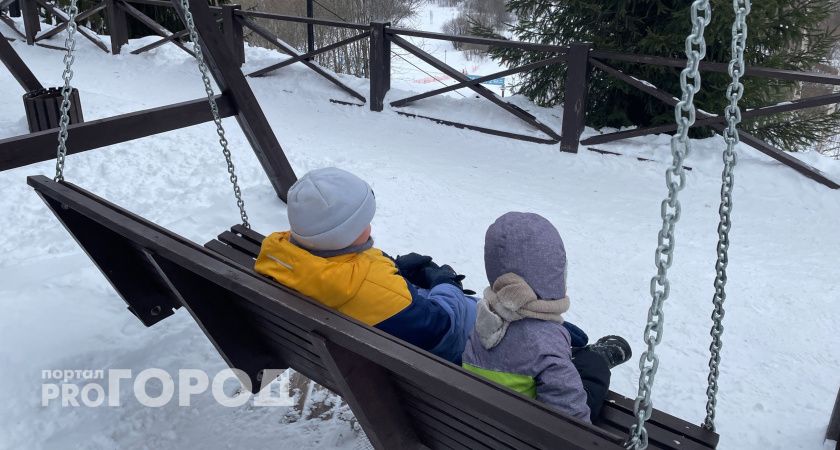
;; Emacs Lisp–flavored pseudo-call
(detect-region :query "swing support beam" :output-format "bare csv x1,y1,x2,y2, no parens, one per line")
828,387,840,448
0,0,297,201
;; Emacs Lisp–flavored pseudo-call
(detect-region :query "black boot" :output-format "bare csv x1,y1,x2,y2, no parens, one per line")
587,335,632,369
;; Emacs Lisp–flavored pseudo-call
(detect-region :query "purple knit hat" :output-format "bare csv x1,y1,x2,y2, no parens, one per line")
484,212,567,299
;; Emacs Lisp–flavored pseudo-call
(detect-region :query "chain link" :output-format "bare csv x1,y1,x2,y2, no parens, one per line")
625,1,711,448
179,0,250,228
703,0,751,431
54,0,80,182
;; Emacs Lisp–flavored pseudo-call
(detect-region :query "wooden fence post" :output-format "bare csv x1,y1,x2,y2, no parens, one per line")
222,4,244,66
105,0,129,55
18,0,40,45
305,0,314,59
8,1,21,17
369,21,391,112
828,387,840,448
559,42,592,153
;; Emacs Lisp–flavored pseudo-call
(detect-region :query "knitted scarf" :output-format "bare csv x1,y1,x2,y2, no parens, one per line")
475,272,570,350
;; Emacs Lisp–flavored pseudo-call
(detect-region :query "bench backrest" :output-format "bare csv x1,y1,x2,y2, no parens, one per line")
29,175,719,450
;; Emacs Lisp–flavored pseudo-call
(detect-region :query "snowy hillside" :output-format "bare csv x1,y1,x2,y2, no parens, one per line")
1,5,840,450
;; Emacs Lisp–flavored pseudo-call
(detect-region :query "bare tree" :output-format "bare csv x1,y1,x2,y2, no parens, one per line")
240,0,420,77
441,0,509,60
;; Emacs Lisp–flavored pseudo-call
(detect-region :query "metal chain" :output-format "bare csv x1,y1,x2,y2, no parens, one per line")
703,0,751,431
625,1,711,449
179,0,250,228
54,0,80,182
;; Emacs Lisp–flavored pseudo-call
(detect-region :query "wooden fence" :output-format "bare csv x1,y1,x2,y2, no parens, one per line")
1,0,839,188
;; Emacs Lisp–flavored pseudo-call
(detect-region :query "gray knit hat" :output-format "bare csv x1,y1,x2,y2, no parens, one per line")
287,167,376,251
484,212,567,299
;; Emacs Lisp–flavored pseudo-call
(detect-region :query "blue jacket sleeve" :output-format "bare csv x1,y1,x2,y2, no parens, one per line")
425,283,477,365
374,281,477,365
562,321,589,348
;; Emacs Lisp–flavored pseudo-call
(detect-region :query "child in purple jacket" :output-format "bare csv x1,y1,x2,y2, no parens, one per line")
462,212,632,423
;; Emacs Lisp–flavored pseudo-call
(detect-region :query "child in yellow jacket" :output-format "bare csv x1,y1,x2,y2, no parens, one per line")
255,167,476,364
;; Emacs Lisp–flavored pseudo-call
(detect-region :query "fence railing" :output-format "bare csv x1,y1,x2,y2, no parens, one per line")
1,0,839,189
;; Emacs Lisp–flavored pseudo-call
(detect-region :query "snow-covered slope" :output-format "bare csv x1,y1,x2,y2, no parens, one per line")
1,11,839,450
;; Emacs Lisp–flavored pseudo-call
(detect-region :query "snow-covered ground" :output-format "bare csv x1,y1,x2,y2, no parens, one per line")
1,5,840,450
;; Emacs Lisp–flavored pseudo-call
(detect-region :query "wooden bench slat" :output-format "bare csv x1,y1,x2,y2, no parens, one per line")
237,297,319,348
408,409,478,450
250,318,324,368
413,428,458,450
276,350,336,392
205,239,255,268
218,230,262,257
415,424,464,450
247,310,320,357
401,387,520,449
605,393,719,447
395,377,539,449
231,223,266,245
599,407,713,450
404,399,500,450
401,373,711,450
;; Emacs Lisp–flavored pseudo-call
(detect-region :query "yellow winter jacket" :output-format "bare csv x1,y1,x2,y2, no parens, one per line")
254,231,411,325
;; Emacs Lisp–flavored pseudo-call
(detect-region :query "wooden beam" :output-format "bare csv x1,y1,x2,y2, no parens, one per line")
130,16,222,55
248,30,370,78
221,4,244,66
828,388,840,444
0,13,27,39
36,193,182,327
305,0,313,55
582,91,840,146
590,58,678,107
18,0,39,45
147,252,286,391
34,0,109,53
559,43,591,153
238,15,366,103
104,0,128,54
0,95,236,172
0,0,18,12
390,34,561,141
312,334,426,450
712,126,840,189
394,110,557,144
388,27,570,54
390,54,565,108
171,0,297,201
0,31,42,91
592,59,840,189
590,50,840,86
368,21,390,112
35,1,105,42
235,9,369,31
120,0,195,57
587,147,693,171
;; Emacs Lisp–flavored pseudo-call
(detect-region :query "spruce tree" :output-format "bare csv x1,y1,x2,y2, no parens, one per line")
477,0,840,151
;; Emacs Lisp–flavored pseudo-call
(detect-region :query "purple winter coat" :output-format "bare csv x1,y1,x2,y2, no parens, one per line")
461,318,592,422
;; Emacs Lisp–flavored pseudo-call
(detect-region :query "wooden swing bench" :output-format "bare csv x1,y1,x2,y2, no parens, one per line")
30,175,718,450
